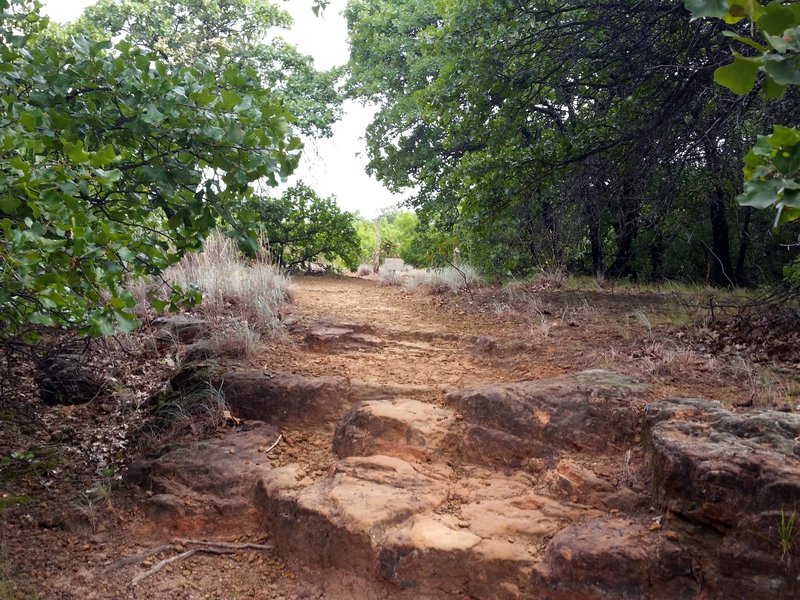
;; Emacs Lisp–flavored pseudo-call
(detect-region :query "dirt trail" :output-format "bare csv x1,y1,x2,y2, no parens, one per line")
262,276,566,390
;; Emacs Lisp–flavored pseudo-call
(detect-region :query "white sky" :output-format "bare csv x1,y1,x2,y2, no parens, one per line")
41,0,406,218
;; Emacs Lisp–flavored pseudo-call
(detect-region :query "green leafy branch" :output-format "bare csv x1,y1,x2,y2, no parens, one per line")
686,0,800,225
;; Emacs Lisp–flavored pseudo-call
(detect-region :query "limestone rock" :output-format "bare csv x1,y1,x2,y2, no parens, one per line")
333,398,458,462
648,403,800,530
446,370,647,464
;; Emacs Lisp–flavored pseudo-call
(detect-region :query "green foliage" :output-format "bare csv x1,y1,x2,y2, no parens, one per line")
354,210,432,267
686,0,800,225
243,183,360,271
0,0,300,337
347,0,798,285
70,0,343,137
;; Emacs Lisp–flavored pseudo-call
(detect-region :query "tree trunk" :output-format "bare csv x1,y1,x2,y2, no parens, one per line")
609,217,638,280
735,206,752,286
708,184,734,287
649,234,664,280
589,220,604,276
704,140,735,288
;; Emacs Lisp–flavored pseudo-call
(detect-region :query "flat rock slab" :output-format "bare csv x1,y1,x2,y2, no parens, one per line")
128,421,278,519
255,455,600,599
333,398,458,462
648,399,800,530
446,370,647,466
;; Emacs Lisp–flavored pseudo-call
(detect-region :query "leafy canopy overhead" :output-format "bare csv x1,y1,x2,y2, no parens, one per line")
69,0,343,138
346,0,798,284
0,0,301,337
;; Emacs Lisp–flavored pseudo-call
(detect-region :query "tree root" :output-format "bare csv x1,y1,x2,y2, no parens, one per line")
132,548,234,585
106,538,273,585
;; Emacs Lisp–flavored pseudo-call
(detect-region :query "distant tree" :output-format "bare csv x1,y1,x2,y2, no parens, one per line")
244,184,359,271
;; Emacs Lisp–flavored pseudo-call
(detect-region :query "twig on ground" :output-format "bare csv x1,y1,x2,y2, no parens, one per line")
173,538,273,551
118,538,273,584
102,544,174,574
132,548,234,585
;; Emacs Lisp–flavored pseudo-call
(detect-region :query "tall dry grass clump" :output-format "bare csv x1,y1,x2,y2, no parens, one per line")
378,265,482,292
164,231,292,331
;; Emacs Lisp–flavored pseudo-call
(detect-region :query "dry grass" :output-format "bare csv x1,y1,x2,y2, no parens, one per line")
206,321,261,360
357,264,373,276
128,231,292,331
378,269,399,286
380,265,482,293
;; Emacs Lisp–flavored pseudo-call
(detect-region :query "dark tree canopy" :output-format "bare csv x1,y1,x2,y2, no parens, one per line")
346,0,800,285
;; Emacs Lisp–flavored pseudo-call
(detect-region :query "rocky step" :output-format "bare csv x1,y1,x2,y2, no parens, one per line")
645,398,800,528
255,455,609,599
253,371,800,598
333,371,648,470
253,454,701,599
218,370,440,427
295,320,541,359
445,370,648,464
127,421,280,530
291,319,470,347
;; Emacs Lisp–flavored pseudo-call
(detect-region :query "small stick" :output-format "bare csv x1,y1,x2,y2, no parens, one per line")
265,433,283,454
132,548,233,585
173,538,272,551
102,544,173,574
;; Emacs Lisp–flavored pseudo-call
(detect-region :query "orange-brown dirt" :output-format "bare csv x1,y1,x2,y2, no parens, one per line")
1,275,798,599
